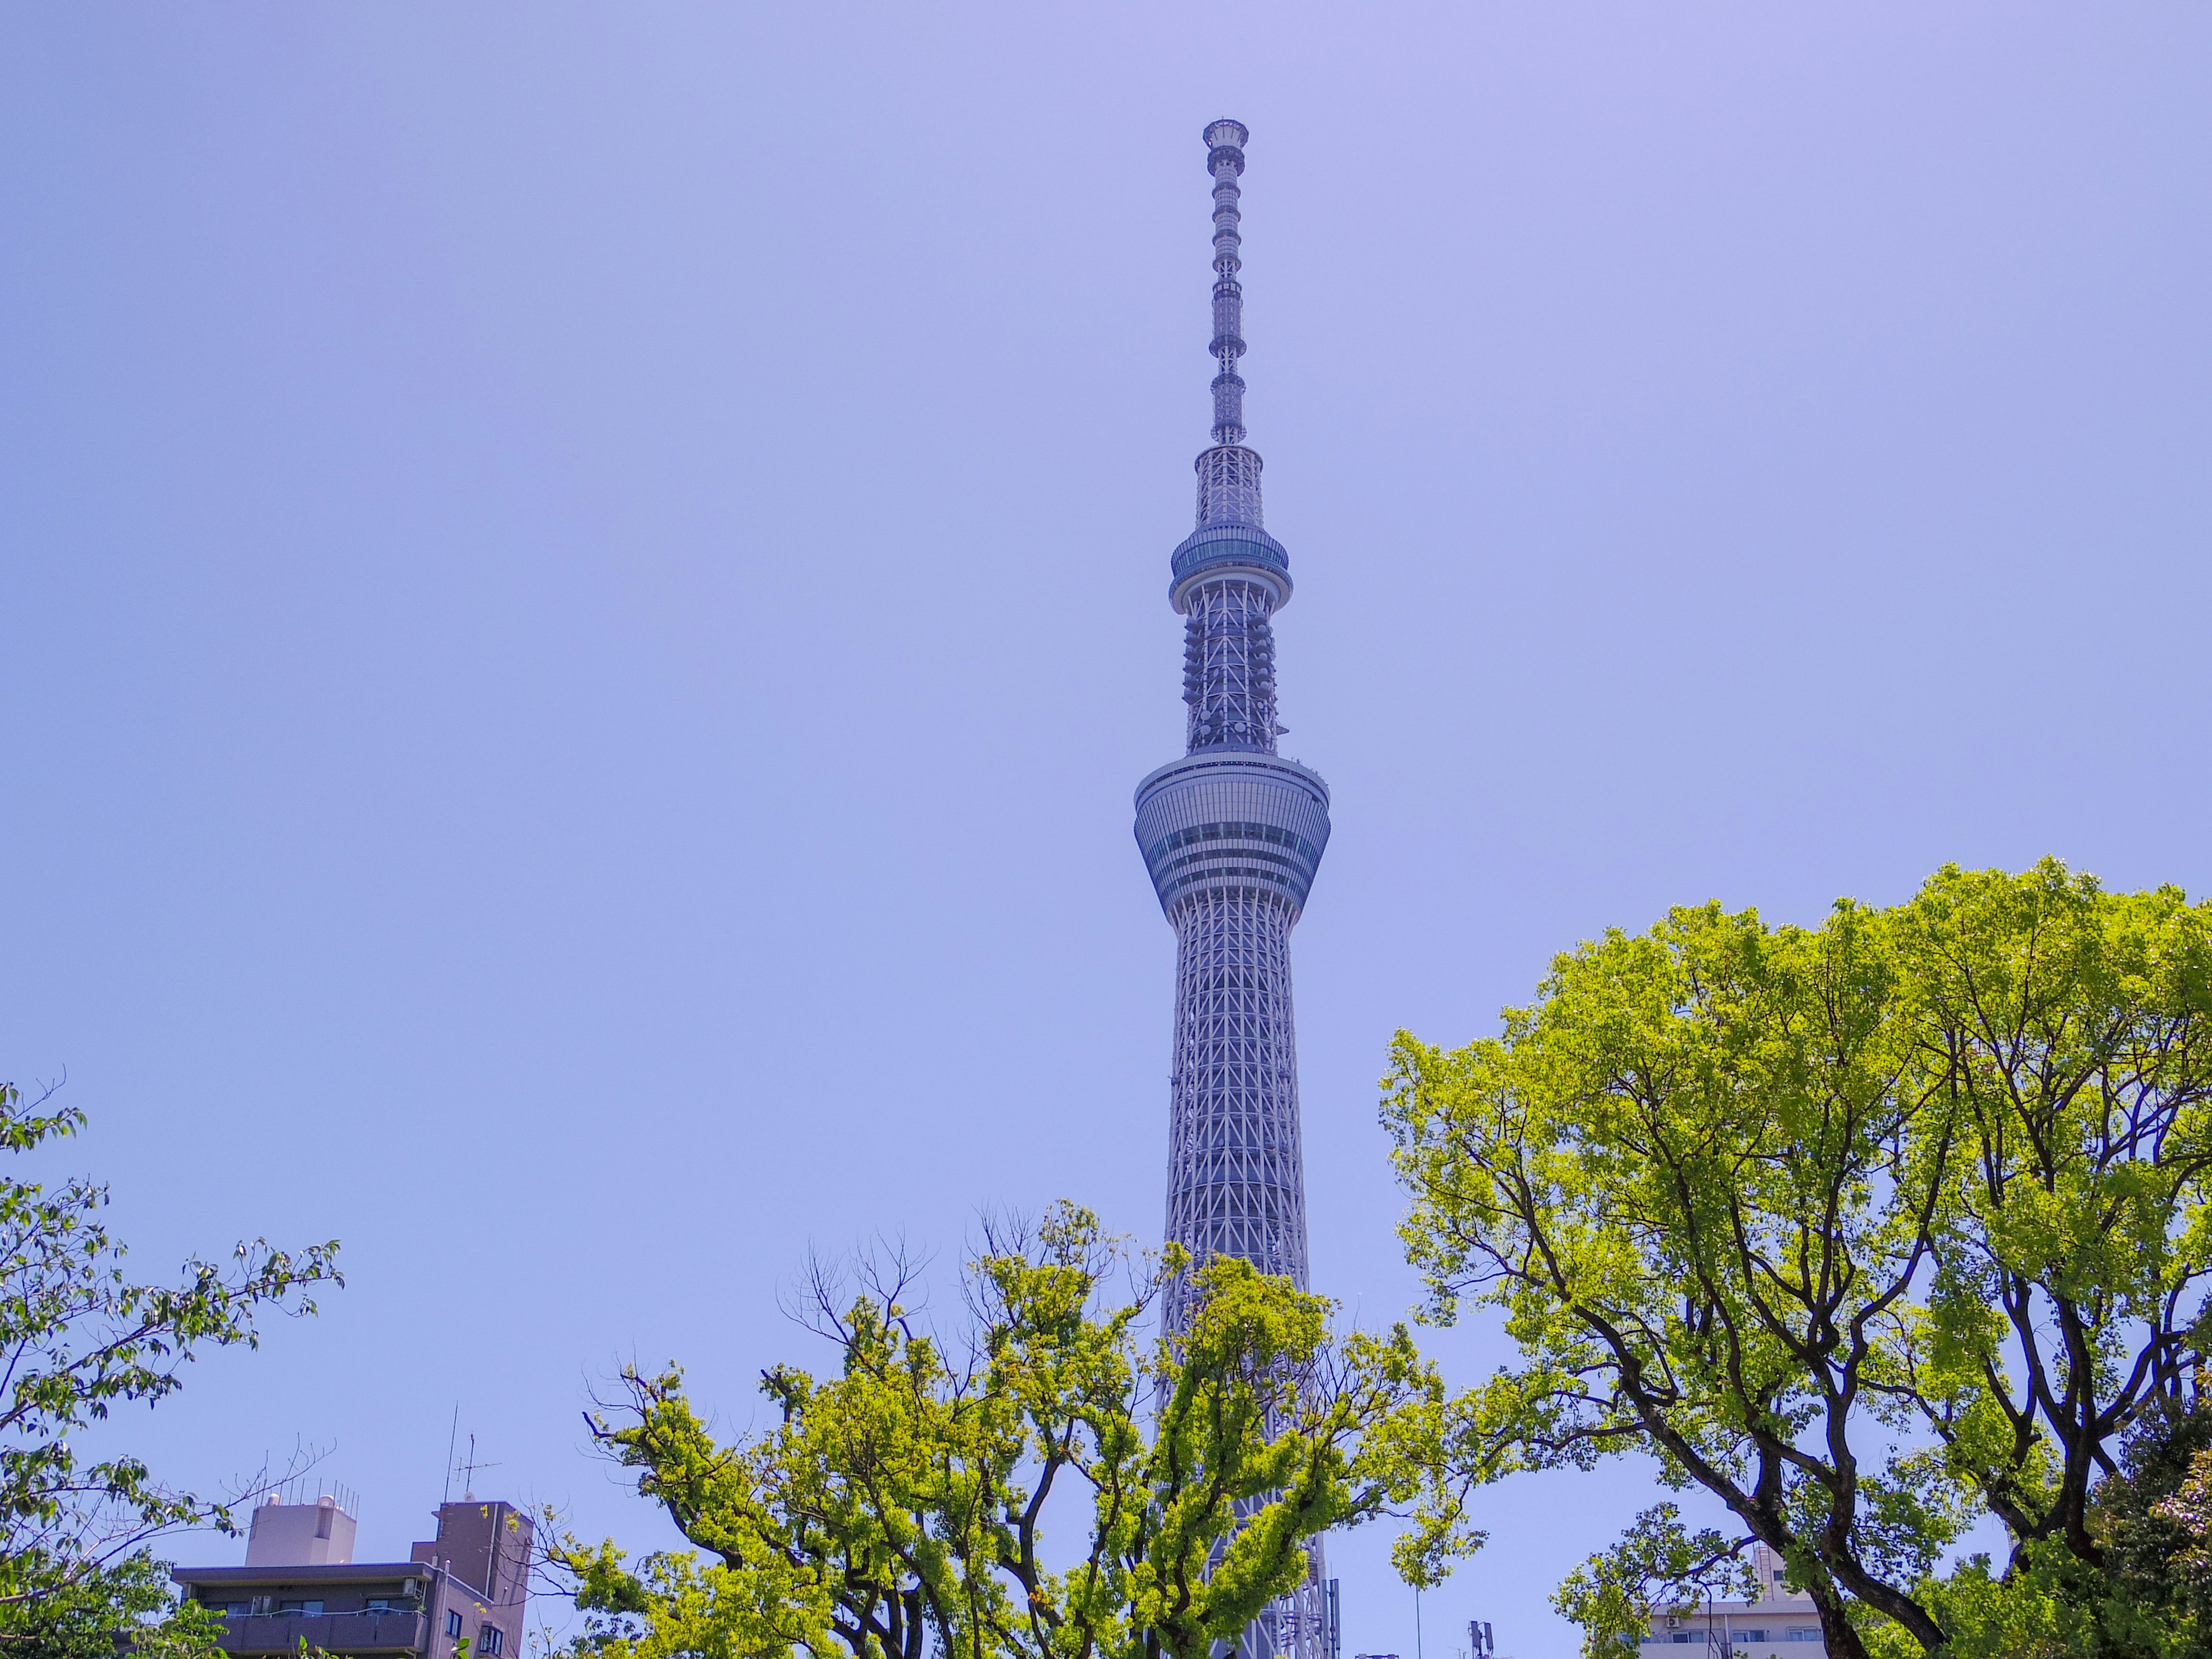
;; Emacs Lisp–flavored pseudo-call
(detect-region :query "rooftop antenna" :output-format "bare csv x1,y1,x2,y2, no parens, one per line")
441,1403,459,1505
456,1434,499,1502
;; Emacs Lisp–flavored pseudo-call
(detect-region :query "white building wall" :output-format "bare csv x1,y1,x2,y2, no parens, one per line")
1638,1547,1827,1657
243,1497,358,1567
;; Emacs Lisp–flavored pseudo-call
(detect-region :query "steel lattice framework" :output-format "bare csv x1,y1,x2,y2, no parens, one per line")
1133,119,1338,1659
1164,883,1305,1309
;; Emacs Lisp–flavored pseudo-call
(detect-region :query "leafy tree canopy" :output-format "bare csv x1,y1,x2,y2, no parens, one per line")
1382,860,2211,1658
0,1080,342,1652
550,1204,1476,1659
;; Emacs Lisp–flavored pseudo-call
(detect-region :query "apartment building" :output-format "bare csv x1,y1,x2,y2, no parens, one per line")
1637,1546,1828,1657
172,1488,532,1659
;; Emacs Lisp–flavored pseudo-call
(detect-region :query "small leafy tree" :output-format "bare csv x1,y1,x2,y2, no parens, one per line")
1381,861,2211,1658
549,1203,1472,1659
1548,1503,1755,1653
1,1554,229,1659
2078,1398,2212,1654
0,1078,342,1650
2154,1416,2212,1575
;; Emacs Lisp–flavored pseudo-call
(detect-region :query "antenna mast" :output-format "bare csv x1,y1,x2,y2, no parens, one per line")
1205,118,1249,447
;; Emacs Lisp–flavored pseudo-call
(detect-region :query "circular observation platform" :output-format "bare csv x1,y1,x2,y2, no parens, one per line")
1169,525,1291,612
1133,750,1331,920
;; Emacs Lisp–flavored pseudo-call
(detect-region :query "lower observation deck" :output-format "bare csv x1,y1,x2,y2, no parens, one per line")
1134,749,1331,919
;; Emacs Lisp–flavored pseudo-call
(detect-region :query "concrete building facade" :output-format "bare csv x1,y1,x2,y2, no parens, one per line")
173,1493,532,1659
1636,1547,1830,1657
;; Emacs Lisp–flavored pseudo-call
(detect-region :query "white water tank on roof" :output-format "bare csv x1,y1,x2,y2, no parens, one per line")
244,1494,357,1566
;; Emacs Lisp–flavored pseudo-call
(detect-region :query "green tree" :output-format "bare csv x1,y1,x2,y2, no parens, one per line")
2078,1398,2212,1654
1866,1400,2212,1659
1897,870,2210,1567
2154,1414,2212,1575
549,1204,1472,1659
0,1554,229,1659
1380,861,2211,1658
0,1079,342,1652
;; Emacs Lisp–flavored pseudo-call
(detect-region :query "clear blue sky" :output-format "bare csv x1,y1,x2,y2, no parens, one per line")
3,6,2209,1656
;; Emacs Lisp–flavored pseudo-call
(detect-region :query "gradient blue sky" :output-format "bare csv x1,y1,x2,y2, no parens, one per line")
4,6,2210,1656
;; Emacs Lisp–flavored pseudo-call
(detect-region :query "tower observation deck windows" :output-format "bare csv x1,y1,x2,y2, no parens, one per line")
1149,820,1322,863
1160,868,1300,903
1162,846,1302,880
1144,818,1324,910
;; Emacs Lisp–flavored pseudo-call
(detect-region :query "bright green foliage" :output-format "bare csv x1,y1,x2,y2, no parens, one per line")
550,1204,1471,1659
1381,861,2212,1659
0,1552,229,1659
0,1080,342,1648
1900,870,2211,1565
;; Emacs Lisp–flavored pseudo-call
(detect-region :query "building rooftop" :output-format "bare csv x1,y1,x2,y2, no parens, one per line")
171,1562,430,1587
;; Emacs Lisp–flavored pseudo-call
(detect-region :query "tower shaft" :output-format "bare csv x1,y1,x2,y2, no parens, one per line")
1133,119,1336,1659
1164,882,1306,1314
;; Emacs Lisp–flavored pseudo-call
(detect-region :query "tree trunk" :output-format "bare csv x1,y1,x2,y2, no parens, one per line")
1812,1589,1874,1659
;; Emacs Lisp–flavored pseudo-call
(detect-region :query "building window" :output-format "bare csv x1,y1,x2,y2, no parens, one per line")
479,1623,505,1656
446,1611,465,1639
1786,1631,1822,1643
275,1600,324,1617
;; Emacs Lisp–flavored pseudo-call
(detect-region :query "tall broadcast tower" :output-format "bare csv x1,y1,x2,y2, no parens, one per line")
1132,120,1338,1659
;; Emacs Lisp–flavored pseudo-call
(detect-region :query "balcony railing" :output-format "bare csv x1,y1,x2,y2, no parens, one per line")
216,1608,430,1654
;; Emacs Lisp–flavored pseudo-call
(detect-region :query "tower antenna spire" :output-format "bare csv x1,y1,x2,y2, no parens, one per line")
1204,118,1250,447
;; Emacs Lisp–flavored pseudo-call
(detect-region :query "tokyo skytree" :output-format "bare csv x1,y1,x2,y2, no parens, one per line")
1132,119,1339,1659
